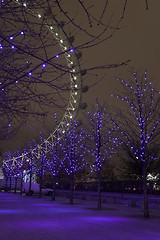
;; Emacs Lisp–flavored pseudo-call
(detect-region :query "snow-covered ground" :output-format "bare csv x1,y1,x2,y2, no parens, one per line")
0,192,160,240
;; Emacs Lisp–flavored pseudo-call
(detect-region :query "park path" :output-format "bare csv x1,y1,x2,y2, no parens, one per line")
0,192,160,240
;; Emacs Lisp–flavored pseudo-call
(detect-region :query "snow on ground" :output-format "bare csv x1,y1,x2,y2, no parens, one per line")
0,192,160,240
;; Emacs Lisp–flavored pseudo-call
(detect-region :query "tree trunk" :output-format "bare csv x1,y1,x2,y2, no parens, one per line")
14,177,17,193
20,172,24,195
97,169,102,210
142,161,149,217
5,177,8,190
51,175,56,201
29,167,32,196
9,177,12,192
70,172,74,204
39,172,43,198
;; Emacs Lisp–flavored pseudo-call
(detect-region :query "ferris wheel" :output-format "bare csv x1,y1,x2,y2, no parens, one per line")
2,0,83,168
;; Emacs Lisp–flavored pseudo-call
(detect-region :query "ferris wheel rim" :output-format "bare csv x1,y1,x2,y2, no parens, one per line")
3,0,82,167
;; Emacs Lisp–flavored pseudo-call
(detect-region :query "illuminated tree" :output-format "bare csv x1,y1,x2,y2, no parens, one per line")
34,136,48,198
61,120,86,204
111,70,160,217
84,99,118,210
47,134,63,200
12,150,21,193
2,154,13,191
23,141,37,196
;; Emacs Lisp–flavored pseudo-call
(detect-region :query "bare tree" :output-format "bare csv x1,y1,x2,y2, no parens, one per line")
84,99,118,210
61,120,85,204
110,70,160,217
47,133,63,200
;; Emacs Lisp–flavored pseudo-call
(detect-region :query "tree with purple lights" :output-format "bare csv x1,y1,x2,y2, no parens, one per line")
111,70,160,217
18,152,28,195
2,152,13,192
12,150,21,193
46,114,64,200
34,136,48,198
84,99,118,210
61,120,86,204
47,135,63,200
23,142,37,196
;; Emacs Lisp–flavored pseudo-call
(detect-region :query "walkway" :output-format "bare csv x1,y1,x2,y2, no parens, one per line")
0,192,160,240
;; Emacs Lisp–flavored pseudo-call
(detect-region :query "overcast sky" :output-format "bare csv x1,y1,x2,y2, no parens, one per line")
81,0,160,105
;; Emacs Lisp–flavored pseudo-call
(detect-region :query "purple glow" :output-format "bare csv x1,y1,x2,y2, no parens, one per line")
84,216,127,223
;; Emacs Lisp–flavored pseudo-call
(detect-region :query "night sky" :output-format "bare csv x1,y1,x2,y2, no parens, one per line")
81,0,160,104
1,0,160,154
